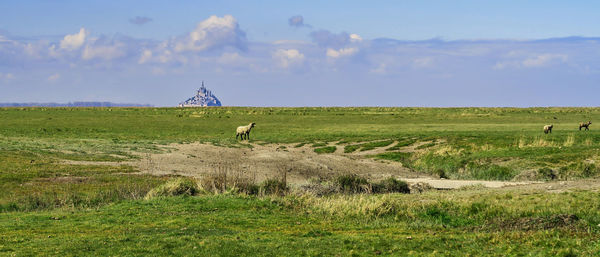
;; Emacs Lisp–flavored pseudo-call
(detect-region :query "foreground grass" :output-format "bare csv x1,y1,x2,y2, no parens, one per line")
1,189,599,256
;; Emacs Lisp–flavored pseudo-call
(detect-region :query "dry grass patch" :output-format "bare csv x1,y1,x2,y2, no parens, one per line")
145,177,199,199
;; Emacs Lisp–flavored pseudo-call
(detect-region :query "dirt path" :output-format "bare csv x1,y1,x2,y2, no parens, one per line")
403,178,538,189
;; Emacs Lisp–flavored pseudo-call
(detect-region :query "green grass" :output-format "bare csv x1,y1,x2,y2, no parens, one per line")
3,107,600,255
314,146,336,154
344,144,362,153
359,140,395,151
344,140,394,153
1,190,600,256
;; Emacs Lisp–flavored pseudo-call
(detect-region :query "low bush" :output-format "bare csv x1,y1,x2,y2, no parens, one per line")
372,177,410,194
433,169,448,179
537,167,556,181
336,174,370,194
558,162,600,179
261,179,288,196
468,164,516,181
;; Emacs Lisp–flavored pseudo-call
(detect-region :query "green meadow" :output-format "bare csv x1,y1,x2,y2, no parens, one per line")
1,107,599,256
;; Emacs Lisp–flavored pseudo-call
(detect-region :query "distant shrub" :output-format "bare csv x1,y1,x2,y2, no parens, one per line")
559,162,600,179
469,164,516,181
233,180,261,195
145,177,199,199
409,182,434,193
537,167,556,181
261,179,287,196
433,169,448,179
336,174,370,194
372,177,410,194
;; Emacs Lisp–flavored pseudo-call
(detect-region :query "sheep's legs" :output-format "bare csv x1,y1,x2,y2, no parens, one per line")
246,132,250,140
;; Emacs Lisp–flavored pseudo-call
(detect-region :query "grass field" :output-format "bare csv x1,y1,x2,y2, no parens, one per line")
1,107,600,255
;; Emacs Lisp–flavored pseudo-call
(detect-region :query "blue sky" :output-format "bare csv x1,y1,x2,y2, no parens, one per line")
1,1,599,106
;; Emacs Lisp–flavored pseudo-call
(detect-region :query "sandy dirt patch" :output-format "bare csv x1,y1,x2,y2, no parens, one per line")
133,142,420,185
60,141,560,190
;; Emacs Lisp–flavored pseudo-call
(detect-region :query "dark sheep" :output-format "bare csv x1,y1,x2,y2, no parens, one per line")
579,121,592,131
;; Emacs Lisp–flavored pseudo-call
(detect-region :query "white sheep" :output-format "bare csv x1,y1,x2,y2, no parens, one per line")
543,124,553,134
236,122,256,140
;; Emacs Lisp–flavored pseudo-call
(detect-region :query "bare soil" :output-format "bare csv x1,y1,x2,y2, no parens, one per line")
129,141,541,189
61,141,600,190
133,142,420,185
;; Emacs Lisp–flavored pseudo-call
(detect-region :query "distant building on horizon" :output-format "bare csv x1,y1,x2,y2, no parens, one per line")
178,81,222,107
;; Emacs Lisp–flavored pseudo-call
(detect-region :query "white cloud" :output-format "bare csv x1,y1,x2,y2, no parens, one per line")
350,34,362,42
273,49,304,68
82,41,126,61
0,35,15,43
326,47,358,58
370,63,387,74
522,54,568,67
413,57,434,68
138,49,153,64
494,53,568,70
47,73,60,81
174,15,246,52
217,52,242,65
60,28,88,50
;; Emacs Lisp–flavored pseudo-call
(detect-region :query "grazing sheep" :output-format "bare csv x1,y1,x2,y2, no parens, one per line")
543,125,553,134
236,122,256,140
579,121,592,131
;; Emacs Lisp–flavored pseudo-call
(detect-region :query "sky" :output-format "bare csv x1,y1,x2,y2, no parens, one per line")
1,0,599,106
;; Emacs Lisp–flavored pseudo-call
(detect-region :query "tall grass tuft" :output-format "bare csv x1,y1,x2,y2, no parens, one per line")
563,134,575,147
144,177,199,199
